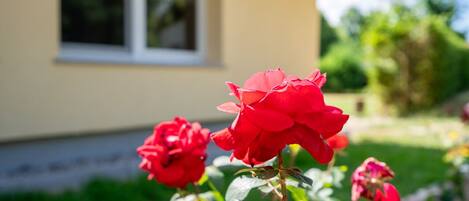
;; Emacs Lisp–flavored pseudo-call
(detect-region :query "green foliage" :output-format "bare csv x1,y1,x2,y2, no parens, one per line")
320,41,367,92
425,0,455,17
225,176,266,201
362,7,469,115
340,7,365,40
320,14,339,56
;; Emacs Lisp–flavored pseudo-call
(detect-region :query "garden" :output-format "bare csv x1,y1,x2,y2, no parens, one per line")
2,0,469,201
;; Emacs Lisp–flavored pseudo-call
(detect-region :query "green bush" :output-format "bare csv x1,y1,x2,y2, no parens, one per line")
362,8,469,115
319,41,367,92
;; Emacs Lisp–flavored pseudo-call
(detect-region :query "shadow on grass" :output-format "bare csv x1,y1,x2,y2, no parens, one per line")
0,141,449,201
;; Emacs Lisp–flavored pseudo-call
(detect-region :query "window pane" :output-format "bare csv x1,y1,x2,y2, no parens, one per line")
147,0,196,50
61,0,125,46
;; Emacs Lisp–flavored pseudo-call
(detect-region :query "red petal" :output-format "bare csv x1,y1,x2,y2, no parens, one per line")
262,81,325,114
243,69,286,92
374,183,400,201
239,89,266,104
211,128,235,150
306,69,327,88
244,105,294,132
226,82,241,99
296,106,349,139
292,126,333,164
231,112,261,146
217,102,240,114
326,134,349,150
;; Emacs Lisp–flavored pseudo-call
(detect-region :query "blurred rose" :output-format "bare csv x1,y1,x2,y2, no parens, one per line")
462,102,469,123
327,133,349,151
137,117,210,188
212,68,348,165
352,157,400,201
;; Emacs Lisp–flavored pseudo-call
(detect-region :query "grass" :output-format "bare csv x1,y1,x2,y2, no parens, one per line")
294,142,449,200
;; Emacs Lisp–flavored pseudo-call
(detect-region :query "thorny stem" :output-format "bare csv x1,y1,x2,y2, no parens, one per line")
277,154,288,201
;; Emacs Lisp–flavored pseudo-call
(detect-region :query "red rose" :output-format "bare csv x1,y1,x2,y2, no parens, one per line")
137,117,210,188
462,102,469,123
327,133,349,151
351,157,400,201
212,68,349,165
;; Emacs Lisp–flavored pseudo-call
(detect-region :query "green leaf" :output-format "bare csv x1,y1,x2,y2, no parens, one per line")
225,176,267,201
213,156,243,169
206,166,224,187
287,185,309,201
289,144,302,155
234,168,257,176
284,168,313,186
171,192,216,201
331,167,345,187
198,174,209,185
235,166,278,180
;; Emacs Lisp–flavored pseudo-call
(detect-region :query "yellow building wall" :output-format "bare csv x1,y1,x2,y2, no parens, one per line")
0,0,320,141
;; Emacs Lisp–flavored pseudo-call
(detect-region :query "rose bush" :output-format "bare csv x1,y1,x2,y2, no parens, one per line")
137,117,210,188
212,69,349,165
351,157,400,201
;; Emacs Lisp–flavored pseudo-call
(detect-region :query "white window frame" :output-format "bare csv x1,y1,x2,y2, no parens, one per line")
58,0,207,66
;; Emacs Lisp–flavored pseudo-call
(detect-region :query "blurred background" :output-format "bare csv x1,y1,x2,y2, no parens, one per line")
0,0,468,200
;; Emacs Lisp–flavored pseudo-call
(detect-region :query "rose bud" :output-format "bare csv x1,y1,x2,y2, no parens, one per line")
351,157,400,201
137,117,210,188
212,68,348,166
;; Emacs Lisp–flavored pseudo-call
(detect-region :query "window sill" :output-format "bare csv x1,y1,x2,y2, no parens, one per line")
56,48,219,67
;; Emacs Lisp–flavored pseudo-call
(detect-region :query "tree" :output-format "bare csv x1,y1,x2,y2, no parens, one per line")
320,14,338,56
340,7,365,40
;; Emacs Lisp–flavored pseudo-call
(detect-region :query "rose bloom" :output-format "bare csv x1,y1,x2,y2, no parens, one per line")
137,117,210,188
462,102,469,123
212,68,349,165
352,157,400,201
327,133,349,151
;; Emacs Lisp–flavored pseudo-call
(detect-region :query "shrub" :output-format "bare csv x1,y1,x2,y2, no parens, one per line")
362,9,469,115
320,40,367,92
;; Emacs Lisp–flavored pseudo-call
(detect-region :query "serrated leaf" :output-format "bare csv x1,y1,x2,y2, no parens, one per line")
287,185,308,201
235,166,278,180
225,176,267,201
234,168,257,176
284,169,313,186
255,166,278,180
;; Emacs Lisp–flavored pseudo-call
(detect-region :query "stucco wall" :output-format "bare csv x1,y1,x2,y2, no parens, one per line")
0,0,320,141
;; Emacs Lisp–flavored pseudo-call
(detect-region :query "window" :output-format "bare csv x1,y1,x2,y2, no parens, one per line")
59,0,206,65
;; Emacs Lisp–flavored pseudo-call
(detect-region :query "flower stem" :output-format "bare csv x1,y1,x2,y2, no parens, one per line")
277,153,288,201
192,183,202,201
